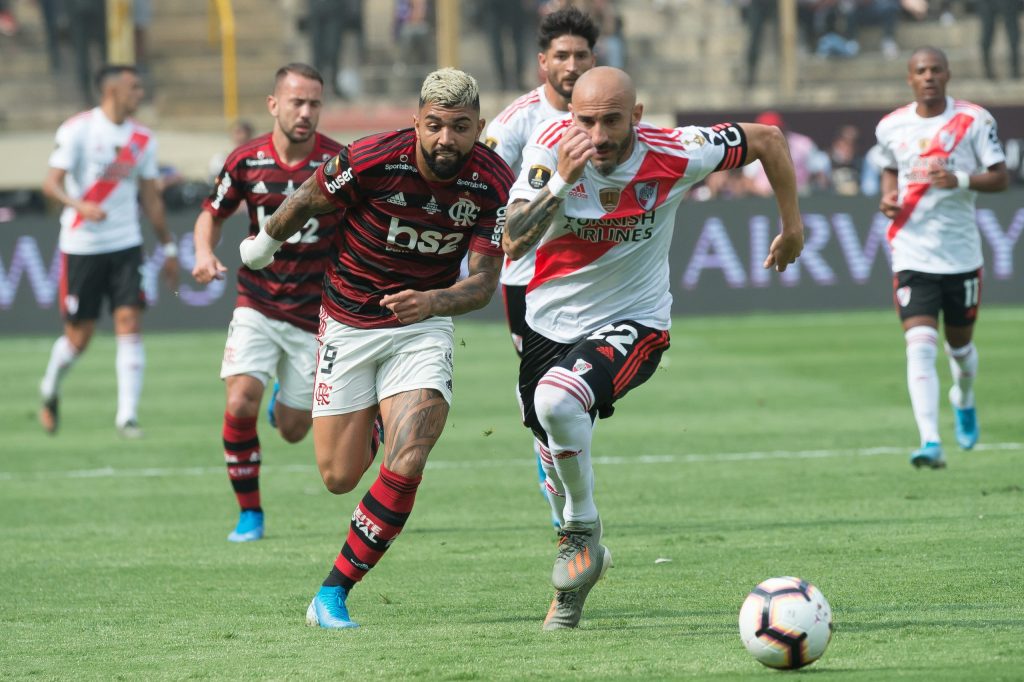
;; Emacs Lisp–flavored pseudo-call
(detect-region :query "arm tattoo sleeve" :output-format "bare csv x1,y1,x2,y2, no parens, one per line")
503,190,562,259
262,174,336,241
429,251,501,317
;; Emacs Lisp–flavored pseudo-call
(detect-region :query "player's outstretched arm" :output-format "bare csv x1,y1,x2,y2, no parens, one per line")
740,122,804,272
380,251,502,324
239,174,334,270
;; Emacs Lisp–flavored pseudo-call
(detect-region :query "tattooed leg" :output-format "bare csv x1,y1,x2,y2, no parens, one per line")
378,389,450,478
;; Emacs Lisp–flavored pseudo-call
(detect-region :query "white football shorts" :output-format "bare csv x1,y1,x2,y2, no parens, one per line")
220,306,318,410
311,313,455,417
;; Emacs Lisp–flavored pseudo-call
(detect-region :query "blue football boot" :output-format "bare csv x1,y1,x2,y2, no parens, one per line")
950,390,979,451
227,509,264,542
267,381,280,428
536,454,561,530
910,442,946,469
305,586,359,629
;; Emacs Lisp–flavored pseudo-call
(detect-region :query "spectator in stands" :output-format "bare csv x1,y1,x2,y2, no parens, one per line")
828,124,864,196
134,0,152,71
859,143,887,195
743,111,830,196
741,0,827,86
0,0,17,37
483,0,533,90
308,0,365,99
978,0,1021,80
393,0,433,89
67,0,107,106
207,120,255,183
39,0,61,72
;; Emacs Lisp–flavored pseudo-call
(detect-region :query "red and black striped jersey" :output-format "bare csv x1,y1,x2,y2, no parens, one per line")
202,132,344,333
313,128,514,328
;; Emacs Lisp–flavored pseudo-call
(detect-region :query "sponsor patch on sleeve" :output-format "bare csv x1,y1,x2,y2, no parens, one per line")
528,164,552,189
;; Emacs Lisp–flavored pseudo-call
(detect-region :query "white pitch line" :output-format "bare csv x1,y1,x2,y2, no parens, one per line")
0,442,1020,482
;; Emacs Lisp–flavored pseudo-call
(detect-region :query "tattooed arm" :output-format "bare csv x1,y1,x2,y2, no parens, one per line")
503,193,562,259
504,124,595,260
380,251,502,324
239,173,336,269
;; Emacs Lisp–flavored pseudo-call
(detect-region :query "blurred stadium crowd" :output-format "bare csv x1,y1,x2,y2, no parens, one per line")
0,0,1022,205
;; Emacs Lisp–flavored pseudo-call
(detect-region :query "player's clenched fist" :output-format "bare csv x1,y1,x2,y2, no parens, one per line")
381,289,434,325
192,252,228,284
556,125,597,183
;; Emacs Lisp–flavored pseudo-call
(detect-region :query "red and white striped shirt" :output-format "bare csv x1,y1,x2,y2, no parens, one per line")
510,117,747,343
49,108,160,255
485,86,565,287
875,96,1005,274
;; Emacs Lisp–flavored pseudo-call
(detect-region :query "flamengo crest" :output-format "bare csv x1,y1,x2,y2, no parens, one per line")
449,197,480,226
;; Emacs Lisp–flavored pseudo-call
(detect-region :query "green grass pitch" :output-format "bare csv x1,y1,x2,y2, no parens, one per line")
1,308,1022,680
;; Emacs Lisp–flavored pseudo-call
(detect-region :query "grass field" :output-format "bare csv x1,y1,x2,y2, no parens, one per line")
1,308,1022,681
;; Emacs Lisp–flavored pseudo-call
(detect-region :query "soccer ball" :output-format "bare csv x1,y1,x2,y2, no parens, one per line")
738,576,832,670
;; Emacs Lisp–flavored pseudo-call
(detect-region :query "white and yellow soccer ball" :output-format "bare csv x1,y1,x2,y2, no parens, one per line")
738,576,833,670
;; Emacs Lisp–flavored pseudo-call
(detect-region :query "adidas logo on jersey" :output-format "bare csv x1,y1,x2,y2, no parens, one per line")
251,181,269,194
568,183,588,199
387,192,407,206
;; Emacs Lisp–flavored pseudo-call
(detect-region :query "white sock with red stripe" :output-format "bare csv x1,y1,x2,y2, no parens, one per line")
534,367,597,524
905,326,940,445
115,334,145,426
40,335,80,399
536,440,566,527
945,341,977,408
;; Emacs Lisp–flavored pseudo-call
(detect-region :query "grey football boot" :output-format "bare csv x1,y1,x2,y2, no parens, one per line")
543,544,612,630
551,516,605,592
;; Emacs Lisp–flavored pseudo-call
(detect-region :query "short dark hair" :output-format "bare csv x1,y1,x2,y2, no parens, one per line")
95,64,138,92
274,62,324,89
909,46,949,68
538,6,599,51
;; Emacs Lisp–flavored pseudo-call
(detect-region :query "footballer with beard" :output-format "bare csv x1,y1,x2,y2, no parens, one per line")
237,67,514,630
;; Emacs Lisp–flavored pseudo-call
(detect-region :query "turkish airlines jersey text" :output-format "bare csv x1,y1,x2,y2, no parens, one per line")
314,128,514,329
484,87,564,288
49,108,160,256
202,132,344,333
875,96,1006,274
509,117,747,343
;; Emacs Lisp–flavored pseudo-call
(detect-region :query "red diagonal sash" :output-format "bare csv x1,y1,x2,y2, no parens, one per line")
71,129,151,229
887,112,974,242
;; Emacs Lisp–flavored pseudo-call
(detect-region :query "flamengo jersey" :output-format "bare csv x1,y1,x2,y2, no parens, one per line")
314,128,514,329
875,96,1005,274
484,86,564,287
49,108,160,255
202,132,343,333
510,117,747,343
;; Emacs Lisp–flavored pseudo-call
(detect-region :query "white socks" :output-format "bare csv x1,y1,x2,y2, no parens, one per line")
534,367,597,524
905,326,940,445
536,439,566,527
945,341,978,408
40,336,80,400
115,334,145,426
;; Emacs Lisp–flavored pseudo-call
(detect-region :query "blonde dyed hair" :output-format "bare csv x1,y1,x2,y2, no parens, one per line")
419,68,480,110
